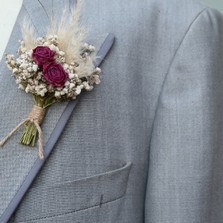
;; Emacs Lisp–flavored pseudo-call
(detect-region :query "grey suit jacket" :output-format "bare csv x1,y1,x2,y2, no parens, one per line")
0,0,223,222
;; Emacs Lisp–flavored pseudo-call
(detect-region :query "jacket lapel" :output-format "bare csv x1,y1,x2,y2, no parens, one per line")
0,0,109,218
0,0,69,217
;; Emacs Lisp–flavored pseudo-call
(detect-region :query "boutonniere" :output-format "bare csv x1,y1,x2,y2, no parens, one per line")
0,1,103,159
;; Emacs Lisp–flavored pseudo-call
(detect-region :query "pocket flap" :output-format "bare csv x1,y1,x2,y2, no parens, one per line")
14,162,132,221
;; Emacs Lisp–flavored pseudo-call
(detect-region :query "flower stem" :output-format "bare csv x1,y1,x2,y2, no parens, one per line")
20,122,37,146
19,94,55,147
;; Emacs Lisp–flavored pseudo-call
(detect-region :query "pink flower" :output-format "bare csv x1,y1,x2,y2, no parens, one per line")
32,46,55,66
43,62,68,87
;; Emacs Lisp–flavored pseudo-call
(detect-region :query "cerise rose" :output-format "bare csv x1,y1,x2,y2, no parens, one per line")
43,62,68,87
32,46,55,66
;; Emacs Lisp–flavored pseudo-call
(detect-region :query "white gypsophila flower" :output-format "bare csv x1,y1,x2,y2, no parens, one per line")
9,60,16,67
25,85,30,93
20,51,28,58
16,58,22,64
75,86,82,95
47,85,54,92
63,64,69,70
27,79,34,85
82,81,93,91
19,47,27,54
95,67,101,74
69,83,75,89
5,34,100,103
47,35,58,45
27,67,33,72
22,70,33,79
64,81,70,86
69,73,75,79
55,91,61,98
83,43,88,48
93,75,101,84
74,73,79,79
34,79,39,85
33,64,38,72
35,83,48,96
36,72,42,80
39,89,47,97
47,44,59,53
88,45,96,51
58,51,65,56
6,54,14,61
12,68,18,74
63,88,68,94
36,37,45,45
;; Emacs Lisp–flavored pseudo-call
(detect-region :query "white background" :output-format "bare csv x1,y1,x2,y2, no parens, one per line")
0,0,222,60
0,0,23,60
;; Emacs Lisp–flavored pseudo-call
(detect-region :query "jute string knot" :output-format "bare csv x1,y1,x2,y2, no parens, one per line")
0,105,46,159
28,105,45,125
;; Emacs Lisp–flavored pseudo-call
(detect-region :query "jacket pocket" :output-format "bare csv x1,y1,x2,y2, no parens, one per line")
13,162,132,222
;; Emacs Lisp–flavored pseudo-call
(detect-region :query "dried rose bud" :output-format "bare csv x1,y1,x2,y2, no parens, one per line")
43,62,68,87
32,46,55,67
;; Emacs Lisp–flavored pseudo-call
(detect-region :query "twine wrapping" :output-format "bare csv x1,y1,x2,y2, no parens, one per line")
0,105,46,159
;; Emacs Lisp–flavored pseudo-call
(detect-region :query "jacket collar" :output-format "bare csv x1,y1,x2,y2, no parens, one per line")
0,0,73,216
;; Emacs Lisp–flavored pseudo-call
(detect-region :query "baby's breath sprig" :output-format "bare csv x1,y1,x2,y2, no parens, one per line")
1,1,102,159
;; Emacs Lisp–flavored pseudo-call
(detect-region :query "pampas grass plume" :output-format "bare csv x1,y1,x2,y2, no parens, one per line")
20,18,35,50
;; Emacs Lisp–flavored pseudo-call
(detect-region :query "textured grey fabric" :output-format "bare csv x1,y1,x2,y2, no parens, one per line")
0,34,114,223
0,0,223,222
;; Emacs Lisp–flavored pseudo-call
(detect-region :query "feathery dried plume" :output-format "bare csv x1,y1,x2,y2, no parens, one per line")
20,18,35,50
47,0,86,63
3,0,105,160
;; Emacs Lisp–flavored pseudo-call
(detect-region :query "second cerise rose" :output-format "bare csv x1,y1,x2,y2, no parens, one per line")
43,62,68,87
